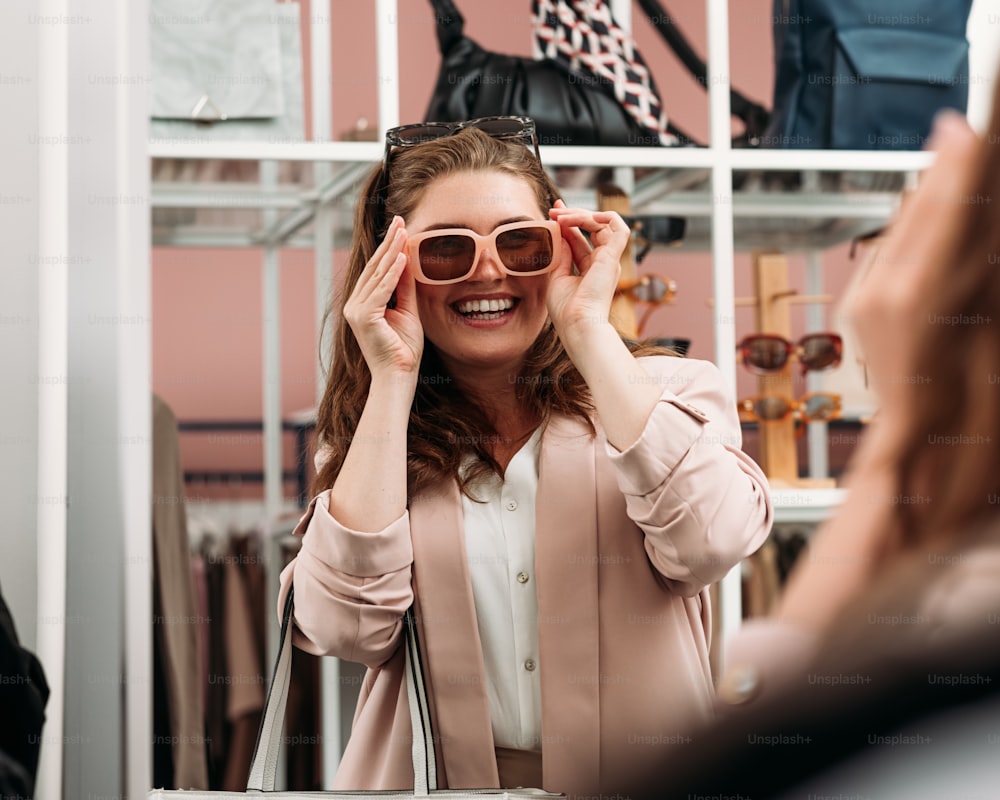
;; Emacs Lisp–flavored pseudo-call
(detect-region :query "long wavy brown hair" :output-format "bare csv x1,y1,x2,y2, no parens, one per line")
881,86,1000,556
313,127,673,499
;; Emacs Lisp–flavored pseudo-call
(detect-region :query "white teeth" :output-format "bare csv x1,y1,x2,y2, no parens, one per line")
456,297,514,314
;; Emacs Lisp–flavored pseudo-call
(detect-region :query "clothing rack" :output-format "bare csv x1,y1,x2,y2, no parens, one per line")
178,418,317,507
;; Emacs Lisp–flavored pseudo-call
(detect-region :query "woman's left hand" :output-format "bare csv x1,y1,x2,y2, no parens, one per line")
546,201,630,342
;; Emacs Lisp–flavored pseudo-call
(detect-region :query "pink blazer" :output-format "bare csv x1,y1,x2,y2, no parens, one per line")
278,356,772,796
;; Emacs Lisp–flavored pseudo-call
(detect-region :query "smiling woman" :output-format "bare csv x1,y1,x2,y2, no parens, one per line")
276,119,773,797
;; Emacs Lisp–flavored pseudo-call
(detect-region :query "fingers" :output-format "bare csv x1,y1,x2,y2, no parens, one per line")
550,206,630,269
550,206,627,235
553,212,592,267
548,233,575,280
390,256,418,318
354,216,408,306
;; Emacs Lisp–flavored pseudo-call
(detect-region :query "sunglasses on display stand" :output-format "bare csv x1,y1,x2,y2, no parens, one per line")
737,392,843,425
736,332,843,376
621,214,687,263
615,274,678,337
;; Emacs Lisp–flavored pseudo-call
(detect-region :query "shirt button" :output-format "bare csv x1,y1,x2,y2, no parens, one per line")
524,659,536,672
516,571,529,584
505,499,518,511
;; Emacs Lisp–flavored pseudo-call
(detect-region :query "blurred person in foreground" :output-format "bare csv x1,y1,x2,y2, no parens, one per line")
627,84,1000,799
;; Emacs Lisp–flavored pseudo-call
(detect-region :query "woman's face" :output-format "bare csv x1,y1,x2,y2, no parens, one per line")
406,170,555,377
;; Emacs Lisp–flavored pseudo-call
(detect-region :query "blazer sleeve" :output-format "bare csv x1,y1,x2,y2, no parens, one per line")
604,355,772,594
276,489,414,668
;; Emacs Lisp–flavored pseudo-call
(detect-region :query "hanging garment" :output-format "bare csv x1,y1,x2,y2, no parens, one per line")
278,533,324,789
204,555,228,787
742,538,782,618
221,541,266,791
152,394,210,788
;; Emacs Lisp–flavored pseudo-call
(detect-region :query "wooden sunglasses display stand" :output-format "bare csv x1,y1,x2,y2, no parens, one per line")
598,184,641,338
750,252,836,489
596,185,834,490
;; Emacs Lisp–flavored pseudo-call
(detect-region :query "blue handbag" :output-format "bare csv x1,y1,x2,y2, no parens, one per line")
764,0,973,149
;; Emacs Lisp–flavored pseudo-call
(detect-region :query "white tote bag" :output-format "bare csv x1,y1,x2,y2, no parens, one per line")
149,588,564,799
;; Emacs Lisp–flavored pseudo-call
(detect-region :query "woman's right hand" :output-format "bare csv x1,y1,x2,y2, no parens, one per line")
343,215,424,380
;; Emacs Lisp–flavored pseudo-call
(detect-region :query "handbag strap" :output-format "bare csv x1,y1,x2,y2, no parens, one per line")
405,606,437,794
635,0,770,144
246,587,436,794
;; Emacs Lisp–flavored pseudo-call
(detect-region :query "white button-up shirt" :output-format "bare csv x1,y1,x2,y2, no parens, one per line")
460,427,543,752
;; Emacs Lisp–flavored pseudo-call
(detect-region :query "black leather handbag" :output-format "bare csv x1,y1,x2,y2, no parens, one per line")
764,0,973,149
424,0,658,146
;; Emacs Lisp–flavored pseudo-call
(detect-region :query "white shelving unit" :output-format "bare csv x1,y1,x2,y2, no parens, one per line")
146,0,955,787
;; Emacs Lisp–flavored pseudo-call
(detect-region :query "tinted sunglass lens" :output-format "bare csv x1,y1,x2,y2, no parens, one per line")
803,394,838,421
754,396,792,421
800,335,842,370
637,276,672,303
630,278,656,303
745,338,788,371
394,124,452,144
418,235,476,281
471,118,530,137
496,227,554,273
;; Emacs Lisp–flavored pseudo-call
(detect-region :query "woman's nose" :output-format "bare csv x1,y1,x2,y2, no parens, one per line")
469,245,505,281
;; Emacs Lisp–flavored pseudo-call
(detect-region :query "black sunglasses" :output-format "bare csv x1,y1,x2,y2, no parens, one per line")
383,116,542,164
622,215,687,264
377,117,543,229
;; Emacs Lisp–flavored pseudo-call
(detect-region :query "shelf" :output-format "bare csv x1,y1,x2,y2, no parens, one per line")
149,139,383,163
148,140,934,173
771,488,846,525
149,138,929,251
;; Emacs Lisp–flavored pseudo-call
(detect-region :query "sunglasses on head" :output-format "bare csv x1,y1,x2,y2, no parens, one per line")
406,220,562,285
736,333,843,376
384,115,542,165
737,392,842,424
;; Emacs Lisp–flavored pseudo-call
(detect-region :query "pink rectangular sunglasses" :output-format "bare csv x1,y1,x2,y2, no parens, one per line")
406,219,562,285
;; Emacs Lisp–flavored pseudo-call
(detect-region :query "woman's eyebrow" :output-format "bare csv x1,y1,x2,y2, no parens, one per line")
416,216,534,233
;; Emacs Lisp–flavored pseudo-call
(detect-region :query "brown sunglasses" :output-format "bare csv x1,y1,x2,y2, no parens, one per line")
737,392,842,424
615,274,677,335
736,333,843,376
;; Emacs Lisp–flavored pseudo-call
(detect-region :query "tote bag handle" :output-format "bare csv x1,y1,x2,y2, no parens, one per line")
246,588,436,794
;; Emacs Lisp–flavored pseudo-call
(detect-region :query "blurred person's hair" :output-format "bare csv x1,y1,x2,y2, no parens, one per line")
885,81,1000,556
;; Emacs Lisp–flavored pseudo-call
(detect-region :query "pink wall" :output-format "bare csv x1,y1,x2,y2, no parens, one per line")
152,0,862,499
